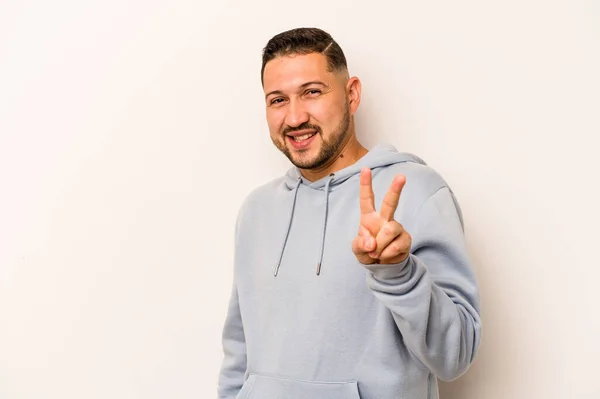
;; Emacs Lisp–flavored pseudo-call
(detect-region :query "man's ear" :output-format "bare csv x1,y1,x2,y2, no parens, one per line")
347,76,362,115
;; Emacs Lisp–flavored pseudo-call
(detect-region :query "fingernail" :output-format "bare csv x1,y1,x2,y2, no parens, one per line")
364,238,373,249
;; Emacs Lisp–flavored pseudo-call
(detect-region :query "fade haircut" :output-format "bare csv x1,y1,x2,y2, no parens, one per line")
261,27,348,85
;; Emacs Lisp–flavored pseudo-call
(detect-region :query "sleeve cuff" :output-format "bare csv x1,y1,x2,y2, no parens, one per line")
363,254,413,281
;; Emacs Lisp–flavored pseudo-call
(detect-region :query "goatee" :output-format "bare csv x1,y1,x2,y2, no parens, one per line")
273,104,351,170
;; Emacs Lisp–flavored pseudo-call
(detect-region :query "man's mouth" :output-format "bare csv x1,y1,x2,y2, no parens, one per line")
290,131,317,142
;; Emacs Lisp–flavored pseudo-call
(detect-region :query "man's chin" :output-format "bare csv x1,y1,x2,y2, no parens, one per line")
290,152,333,170
287,146,318,166
290,156,318,170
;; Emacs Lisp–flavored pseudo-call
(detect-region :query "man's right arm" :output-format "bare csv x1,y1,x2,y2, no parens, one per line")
217,282,246,399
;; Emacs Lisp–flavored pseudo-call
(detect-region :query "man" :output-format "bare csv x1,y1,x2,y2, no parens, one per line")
218,27,482,399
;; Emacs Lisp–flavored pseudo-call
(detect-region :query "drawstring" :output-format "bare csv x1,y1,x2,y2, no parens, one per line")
316,173,334,275
274,176,302,277
274,173,335,277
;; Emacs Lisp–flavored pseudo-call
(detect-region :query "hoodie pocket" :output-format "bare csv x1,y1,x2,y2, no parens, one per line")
236,374,361,399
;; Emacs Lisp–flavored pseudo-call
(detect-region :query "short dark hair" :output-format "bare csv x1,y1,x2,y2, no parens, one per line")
261,27,348,85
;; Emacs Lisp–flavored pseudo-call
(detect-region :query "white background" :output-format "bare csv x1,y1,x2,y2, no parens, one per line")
1,1,599,398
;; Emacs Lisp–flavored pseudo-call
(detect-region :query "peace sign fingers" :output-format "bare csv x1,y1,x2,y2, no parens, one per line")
354,169,410,265
359,168,376,215
379,174,406,221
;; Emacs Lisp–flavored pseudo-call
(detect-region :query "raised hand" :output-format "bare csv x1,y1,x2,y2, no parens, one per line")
352,168,412,265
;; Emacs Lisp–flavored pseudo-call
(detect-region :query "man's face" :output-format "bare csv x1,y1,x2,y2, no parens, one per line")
263,52,352,170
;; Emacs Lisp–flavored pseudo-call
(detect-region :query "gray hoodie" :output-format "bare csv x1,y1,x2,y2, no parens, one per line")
218,143,482,399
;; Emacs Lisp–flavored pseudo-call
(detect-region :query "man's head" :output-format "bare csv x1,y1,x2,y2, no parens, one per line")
261,28,361,170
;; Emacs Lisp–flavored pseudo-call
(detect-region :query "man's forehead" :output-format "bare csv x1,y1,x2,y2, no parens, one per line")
263,53,333,92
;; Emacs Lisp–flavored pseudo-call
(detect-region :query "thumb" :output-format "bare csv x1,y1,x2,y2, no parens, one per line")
353,234,376,255
363,236,376,252
357,224,376,253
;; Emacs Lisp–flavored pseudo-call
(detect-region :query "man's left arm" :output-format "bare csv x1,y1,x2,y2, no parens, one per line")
363,186,482,381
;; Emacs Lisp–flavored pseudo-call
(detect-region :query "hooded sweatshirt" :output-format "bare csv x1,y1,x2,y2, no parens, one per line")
218,143,482,399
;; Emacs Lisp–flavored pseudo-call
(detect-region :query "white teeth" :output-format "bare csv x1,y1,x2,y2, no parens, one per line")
292,132,316,142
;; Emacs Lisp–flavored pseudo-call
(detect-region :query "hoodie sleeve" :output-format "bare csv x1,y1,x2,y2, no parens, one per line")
217,281,247,398
363,186,482,381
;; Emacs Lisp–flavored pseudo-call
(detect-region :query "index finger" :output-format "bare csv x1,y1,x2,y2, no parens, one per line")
380,174,406,221
359,168,376,214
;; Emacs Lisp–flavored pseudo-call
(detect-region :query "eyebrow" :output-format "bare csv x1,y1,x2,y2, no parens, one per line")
265,81,328,99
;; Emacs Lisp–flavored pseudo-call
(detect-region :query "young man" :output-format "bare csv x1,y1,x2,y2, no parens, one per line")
218,28,482,399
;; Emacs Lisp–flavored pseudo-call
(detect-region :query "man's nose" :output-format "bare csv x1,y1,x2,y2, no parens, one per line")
284,99,310,128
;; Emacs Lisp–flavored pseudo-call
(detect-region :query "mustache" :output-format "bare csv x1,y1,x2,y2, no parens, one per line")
281,123,322,136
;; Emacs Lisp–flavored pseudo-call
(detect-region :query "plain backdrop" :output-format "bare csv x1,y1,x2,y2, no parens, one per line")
1,1,599,398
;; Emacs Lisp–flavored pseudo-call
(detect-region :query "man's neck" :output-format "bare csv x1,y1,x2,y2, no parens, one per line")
299,137,368,182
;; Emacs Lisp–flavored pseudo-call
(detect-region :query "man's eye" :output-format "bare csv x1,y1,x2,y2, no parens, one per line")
270,98,285,105
306,89,321,95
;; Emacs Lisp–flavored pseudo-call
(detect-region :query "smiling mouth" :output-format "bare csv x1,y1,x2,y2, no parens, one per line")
290,132,317,142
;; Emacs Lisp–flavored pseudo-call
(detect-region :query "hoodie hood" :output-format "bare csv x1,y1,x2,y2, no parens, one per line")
275,143,426,277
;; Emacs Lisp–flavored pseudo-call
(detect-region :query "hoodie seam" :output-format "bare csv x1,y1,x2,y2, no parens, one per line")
247,372,357,385
412,186,448,222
